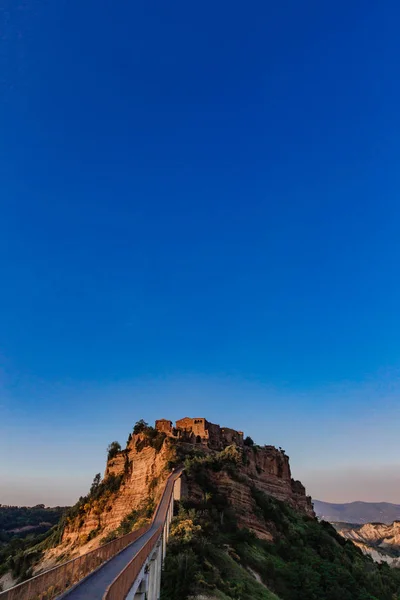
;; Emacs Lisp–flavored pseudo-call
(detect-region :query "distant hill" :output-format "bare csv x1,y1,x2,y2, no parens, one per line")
333,521,400,567
0,505,67,591
313,500,400,524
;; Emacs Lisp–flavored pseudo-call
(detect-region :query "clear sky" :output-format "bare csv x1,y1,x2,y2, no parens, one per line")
1,0,400,506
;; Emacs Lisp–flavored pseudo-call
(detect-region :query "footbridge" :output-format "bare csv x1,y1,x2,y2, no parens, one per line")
0,468,183,600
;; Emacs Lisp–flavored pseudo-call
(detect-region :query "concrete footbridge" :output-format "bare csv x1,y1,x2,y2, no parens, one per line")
0,468,183,600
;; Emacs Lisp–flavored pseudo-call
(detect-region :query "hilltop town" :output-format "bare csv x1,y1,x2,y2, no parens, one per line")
155,417,244,449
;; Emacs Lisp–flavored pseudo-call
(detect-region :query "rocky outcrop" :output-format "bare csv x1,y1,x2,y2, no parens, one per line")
44,432,174,563
348,521,400,547
243,445,314,517
43,417,314,565
157,417,244,449
335,521,400,565
180,444,314,540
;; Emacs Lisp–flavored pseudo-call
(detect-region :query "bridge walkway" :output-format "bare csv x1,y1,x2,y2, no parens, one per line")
60,469,181,600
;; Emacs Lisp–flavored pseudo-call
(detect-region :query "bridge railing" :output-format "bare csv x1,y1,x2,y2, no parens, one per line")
0,525,149,600
102,527,162,600
102,470,180,600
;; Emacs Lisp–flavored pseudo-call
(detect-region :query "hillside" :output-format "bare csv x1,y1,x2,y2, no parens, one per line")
40,417,314,567
314,500,400,524
160,448,400,600
0,505,66,592
4,416,400,599
0,505,66,542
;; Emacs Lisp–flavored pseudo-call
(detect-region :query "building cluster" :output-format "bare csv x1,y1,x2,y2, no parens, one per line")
155,417,243,450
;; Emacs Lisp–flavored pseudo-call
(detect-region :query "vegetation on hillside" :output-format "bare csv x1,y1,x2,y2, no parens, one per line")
107,441,121,460
0,505,65,540
109,420,167,455
34,423,170,553
161,452,400,600
131,420,167,452
0,505,67,584
44,472,125,549
243,436,254,447
100,495,156,544
47,422,169,548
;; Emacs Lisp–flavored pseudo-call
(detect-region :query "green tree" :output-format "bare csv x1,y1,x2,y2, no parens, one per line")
133,419,149,434
244,436,254,446
107,441,121,460
90,473,101,495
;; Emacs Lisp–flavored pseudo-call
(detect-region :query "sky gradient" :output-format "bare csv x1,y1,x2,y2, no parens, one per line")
1,0,400,506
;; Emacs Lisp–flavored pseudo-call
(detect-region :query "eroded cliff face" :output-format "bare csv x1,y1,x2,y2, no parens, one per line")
42,419,314,568
335,521,400,566
182,444,314,541
243,445,314,517
351,521,400,546
42,432,175,566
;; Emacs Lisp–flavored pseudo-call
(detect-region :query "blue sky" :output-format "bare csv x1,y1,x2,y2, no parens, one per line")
1,0,400,505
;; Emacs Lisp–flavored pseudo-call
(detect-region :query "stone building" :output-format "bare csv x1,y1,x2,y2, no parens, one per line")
221,426,244,447
175,417,221,446
155,416,243,450
155,419,173,435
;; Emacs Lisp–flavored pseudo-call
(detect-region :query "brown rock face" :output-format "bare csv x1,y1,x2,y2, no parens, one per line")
45,417,313,564
58,433,174,556
186,470,275,541
243,445,314,517
160,416,314,522
199,445,313,539
336,521,400,565
180,444,314,541
163,417,244,449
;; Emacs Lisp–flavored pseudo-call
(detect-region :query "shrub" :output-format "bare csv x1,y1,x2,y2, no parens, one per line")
90,473,101,495
100,530,118,544
117,498,155,535
133,419,149,434
244,436,254,446
135,437,148,452
161,549,200,599
162,472,400,600
148,476,159,493
86,528,99,542
133,424,166,453
219,444,242,464
150,431,166,452
107,441,121,460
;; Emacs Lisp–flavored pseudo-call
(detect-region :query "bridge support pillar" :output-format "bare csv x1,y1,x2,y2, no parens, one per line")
147,539,163,600
148,558,156,600
162,521,168,559
133,572,149,600
155,542,162,599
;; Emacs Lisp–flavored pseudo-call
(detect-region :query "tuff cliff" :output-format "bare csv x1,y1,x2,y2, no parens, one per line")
33,418,400,600
66,439,169,540
162,450,400,600
41,428,173,567
42,417,313,566
155,417,314,525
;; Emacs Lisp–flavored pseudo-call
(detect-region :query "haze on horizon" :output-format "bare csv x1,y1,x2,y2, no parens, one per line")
1,0,400,508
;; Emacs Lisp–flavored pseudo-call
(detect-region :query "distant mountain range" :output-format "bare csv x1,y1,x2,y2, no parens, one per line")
313,500,400,524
